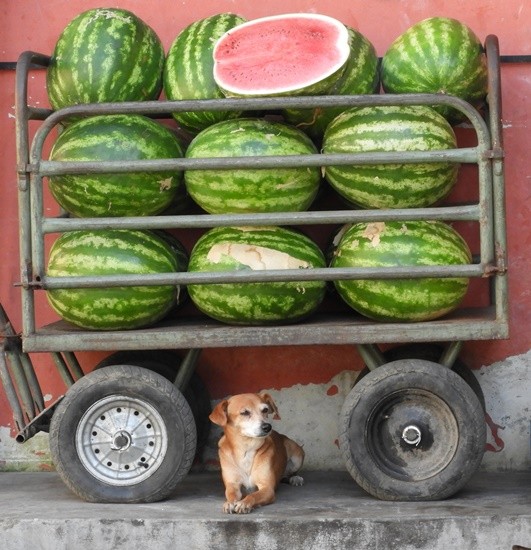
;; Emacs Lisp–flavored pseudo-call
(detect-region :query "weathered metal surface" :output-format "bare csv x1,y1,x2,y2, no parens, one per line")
21,309,508,354
39,264,485,290
42,204,481,233
0,304,45,434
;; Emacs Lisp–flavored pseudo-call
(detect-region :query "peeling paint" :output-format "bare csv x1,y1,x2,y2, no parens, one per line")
0,428,52,472
485,413,506,453
203,352,531,472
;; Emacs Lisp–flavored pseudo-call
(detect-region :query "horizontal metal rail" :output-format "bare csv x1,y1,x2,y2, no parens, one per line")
20,309,508,354
30,91,490,136
35,148,479,176
41,204,481,234
39,264,486,290
47,91,481,115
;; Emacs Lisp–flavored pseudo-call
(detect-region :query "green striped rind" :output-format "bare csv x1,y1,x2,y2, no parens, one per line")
381,17,488,121
284,27,379,143
47,8,164,110
151,230,189,274
188,226,326,325
213,14,349,98
331,221,472,322
184,118,320,213
322,105,458,209
163,13,246,133
49,115,184,217
46,230,185,330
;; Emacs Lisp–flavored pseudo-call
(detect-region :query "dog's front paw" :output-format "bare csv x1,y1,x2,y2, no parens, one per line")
223,500,253,514
288,475,304,486
233,500,253,514
223,501,238,514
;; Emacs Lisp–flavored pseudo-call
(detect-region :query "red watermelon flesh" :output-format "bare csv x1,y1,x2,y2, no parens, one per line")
213,13,350,96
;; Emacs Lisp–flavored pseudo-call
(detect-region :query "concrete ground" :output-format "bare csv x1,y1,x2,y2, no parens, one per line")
0,470,529,550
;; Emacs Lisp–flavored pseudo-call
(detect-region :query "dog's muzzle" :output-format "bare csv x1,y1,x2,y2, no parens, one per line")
260,423,272,436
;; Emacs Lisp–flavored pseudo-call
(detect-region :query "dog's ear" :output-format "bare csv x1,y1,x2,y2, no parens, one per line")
259,392,281,420
209,399,229,427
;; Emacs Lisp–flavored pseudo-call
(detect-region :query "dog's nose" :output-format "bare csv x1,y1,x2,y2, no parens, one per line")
262,423,272,434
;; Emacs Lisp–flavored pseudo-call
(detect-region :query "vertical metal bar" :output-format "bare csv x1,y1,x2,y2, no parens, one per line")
15,53,36,337
0,351,26,433
439,341,463,368
356,344,386,371
477,155,495,268
485,35,509,327
50,352,76,387
0,303,42,421
4,350,37,418
63,351,84,381
30,171,46,286
18,352,45,411
15,52,50,338
173,348,201,392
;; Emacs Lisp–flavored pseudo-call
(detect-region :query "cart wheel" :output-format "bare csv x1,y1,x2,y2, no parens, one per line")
356,344,486,411
49,364,197,503
95,350,211,453
339,359,486,501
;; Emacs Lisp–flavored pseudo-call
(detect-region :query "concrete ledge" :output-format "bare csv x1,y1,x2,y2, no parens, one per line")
1,471,530,549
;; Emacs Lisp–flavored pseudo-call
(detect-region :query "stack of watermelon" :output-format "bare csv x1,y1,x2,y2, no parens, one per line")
46,8,188,218
43,9,483,328
45,8,190,330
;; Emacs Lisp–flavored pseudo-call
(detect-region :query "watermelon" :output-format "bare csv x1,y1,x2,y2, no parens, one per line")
47,8,164,110
331,221,472,322
163,13,247,133
184,118,320,213
48,115,184,217
381,17,488,122
213,13,350,97
284,27,379,143
150,229,190,307
187,226,326,325
46,230,186,330
322,105,458,209
150,230,190,278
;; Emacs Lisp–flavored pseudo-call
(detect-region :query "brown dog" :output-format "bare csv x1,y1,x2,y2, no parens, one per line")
209,392,305,514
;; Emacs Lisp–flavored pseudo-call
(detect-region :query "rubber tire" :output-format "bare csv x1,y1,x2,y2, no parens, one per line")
95,350,211,453
356,344,486,411
339,359,486,501
49,365,197,503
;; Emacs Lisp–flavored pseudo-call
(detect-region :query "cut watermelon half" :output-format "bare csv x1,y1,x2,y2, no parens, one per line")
213,13,350,97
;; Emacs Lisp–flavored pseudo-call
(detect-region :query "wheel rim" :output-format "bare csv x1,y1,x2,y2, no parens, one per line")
366,389,459,482
76,395,168,486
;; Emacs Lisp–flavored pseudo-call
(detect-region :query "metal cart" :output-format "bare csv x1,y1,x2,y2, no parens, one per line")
1,35,507,503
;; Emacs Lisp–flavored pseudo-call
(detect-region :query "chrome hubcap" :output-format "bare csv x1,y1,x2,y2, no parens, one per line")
76,395,167,486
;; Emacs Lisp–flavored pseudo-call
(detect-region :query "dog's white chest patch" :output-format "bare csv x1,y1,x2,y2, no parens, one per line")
239,452,257,492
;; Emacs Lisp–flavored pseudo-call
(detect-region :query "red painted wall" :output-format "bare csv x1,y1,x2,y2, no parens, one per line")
1,1,529,433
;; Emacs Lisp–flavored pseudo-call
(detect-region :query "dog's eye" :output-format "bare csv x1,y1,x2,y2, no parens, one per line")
240,409,251,417
261,406,269,415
